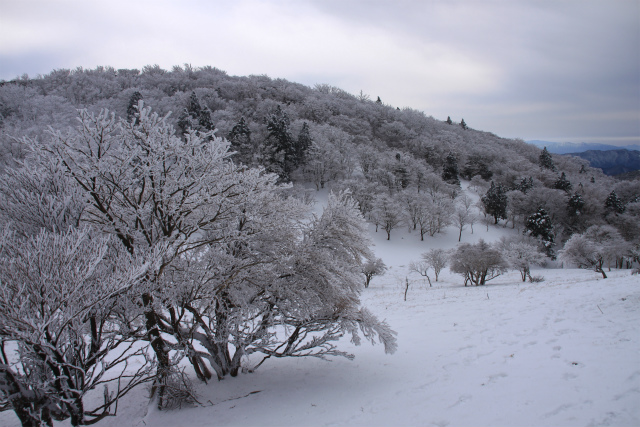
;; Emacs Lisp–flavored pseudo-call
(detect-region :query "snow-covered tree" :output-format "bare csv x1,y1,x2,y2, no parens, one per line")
371,193,404,240
441,152,460,186
362,257,387,288
178,91,215,137
567,192,585,217
525,208,555,259
20,107,396,410
0,227,159,426
539,147,555,171
553,172,572,192
126,91,143,124
453,196,474,242
559,225,628,278
498,238,547,282
450,240,508,286
482,181,508,224
420,248,449,282
228,116,253,164
604,190,625,215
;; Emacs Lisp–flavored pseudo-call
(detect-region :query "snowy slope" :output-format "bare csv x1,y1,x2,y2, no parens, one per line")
2,187,639,427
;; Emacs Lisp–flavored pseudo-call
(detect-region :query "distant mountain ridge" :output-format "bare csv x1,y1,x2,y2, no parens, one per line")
527,140,640,154
563,149,640,176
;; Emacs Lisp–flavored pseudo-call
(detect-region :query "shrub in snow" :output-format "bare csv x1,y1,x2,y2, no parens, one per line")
450,240,508,286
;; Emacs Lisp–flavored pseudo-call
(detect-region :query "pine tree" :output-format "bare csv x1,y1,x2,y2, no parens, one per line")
525,208,555,259
515,176,534,193
553,172,572,192
539,147,556,171
460,118,467,130
481,181,508,224
441,152,460,186
567,192,585,217
296,122,312,166
178,91,214,136
446,116,453,125
228,117,252,163
604,190,625,214
265,106,296,181
126,90,143,124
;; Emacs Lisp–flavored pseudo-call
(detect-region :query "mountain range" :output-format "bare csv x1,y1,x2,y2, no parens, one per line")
527,140,640,154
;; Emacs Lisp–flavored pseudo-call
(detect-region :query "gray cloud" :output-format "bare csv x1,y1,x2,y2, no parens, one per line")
0,0,637,144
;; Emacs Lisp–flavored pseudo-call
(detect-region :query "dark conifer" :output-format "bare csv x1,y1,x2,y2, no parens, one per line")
265,106,296,181
178,91,214,136
441,152,460,186
525,208,555,259
604,191,625,214
516,176,534,194
482,181,508,224
567,192,584,217
126,91,143,124
228,117,252,163
553,172,572,192
539,147,556,171
296,122,312,166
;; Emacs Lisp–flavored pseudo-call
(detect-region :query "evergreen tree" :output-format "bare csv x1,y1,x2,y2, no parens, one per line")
296,122,312,166
461,156,492,180
265,105,296,181
441,152,460,186
539,147,556,171
553,172,572,192
178,91,215,136
228,117,252,163
604,190,625,214
460,118,467,130
481,181,508,224
446,116,453,125
126,90,143,124
567,192,585,217
515,176,534,194
525,208,555,259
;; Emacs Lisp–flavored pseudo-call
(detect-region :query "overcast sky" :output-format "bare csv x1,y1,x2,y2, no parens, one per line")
1,0,639,144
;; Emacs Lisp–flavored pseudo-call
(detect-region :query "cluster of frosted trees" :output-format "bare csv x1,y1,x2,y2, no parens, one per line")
0,107,396,426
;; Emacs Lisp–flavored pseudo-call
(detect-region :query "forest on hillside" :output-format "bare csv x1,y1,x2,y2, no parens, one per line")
2,65,638,245
0,65,638,426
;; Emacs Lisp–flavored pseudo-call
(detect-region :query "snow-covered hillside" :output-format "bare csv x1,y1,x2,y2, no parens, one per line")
2,188,638,427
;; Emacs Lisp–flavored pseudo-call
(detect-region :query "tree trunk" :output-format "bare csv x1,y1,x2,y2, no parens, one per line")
142,293,171,409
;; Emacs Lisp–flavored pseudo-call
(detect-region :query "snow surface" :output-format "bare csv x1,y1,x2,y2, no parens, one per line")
3,187,639,427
